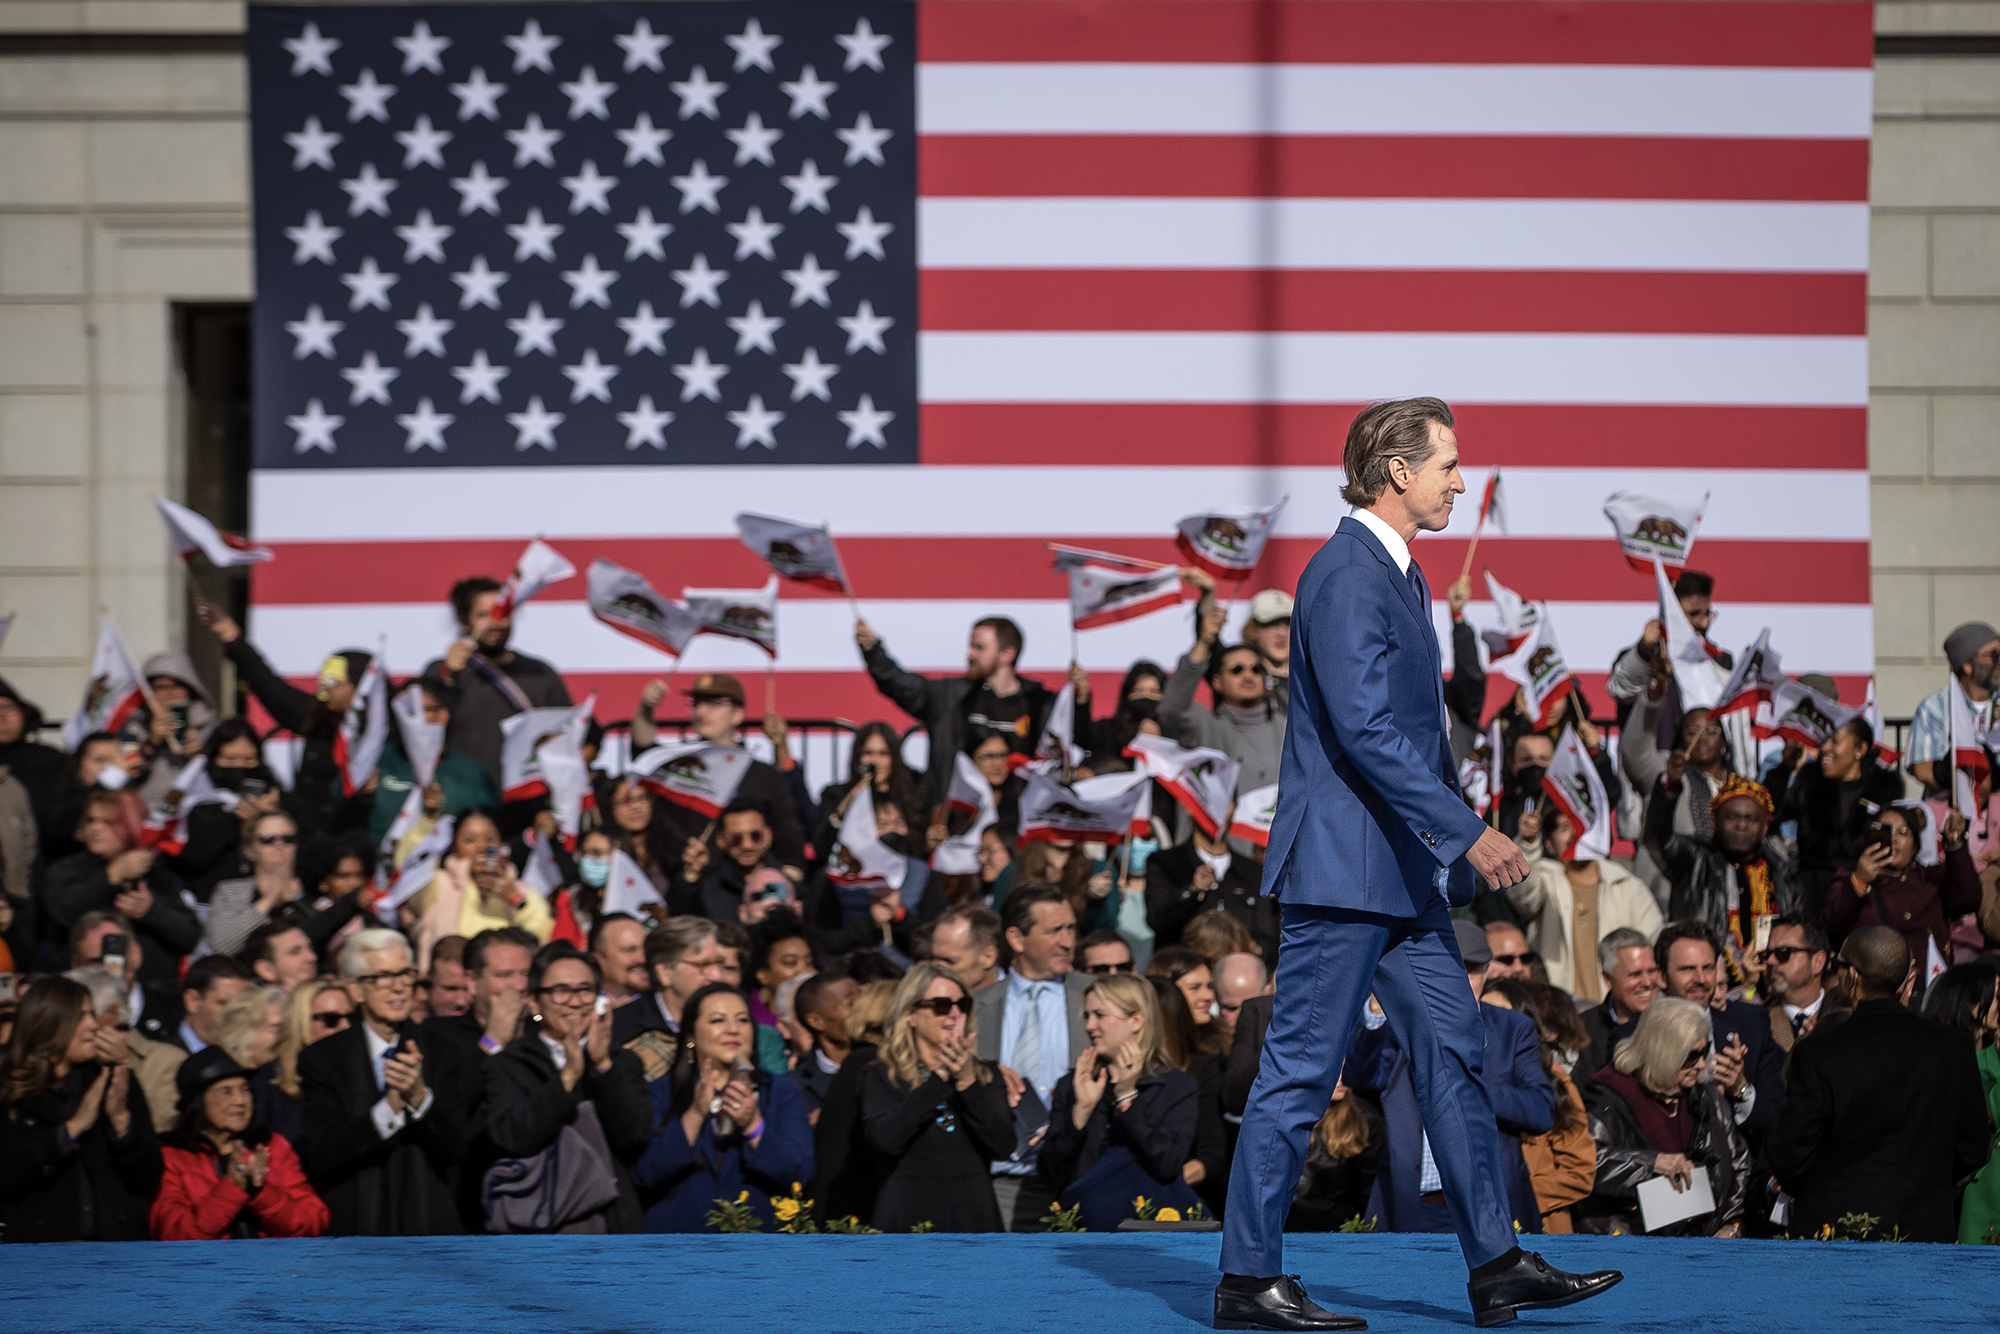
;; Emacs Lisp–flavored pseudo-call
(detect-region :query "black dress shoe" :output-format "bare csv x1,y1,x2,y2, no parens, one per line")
1466,1249,1622,1327
1213,1275,1367,1331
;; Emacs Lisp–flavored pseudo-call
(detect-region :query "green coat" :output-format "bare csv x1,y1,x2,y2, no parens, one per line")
366,747,501,846
1957,1044,2000,1244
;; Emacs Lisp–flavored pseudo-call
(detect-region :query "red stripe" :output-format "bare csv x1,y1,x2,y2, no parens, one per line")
919,136,1871,202
917,1,1874,67
253,537,1871,606
921,270,1866,336
1073,589,1188,629
919,404,1868,469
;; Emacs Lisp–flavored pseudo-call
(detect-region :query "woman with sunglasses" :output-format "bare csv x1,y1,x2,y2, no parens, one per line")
861,961,1016,1232
205,810,307,956
1575,996,1750,1237
1040,973,1199,1230
264,978,352,1148
483,943,653,1233
633,982,814,1232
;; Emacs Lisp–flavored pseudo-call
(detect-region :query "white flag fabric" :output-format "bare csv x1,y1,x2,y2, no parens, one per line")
1764,679,1864,752
139,757,236,857
1124,733,1241,839
1927,934,1950,987
391,682,445,790
1947,678,1992,820
534,699,597,839
493,538,577,619
154,495,272,567
1228,783,1280,847
1542,726,1613,862
1069,563,1184,630
373,813,455,922
602,847,668,918
335,647,390,798
683,575,779,658
64,617,154,750
498,698,595,803
518,831,563,896
588,558,701,659
1604,490,1706,577
1477,471,1508,535
829,782,908,892
1491,609,1575,728
1459,754,1492,819
932,752,998,875
1864,679,1899,765
736,512,850,594
1174,499,1286,579
627,739,754,818
1478,570,1542,659
1019,769,1151,844
1714,628,1784,723
1025,682,1086,773
1653,557,1725,710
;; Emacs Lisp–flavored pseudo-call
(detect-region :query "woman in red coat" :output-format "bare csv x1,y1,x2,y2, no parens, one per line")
151,1047,328,1240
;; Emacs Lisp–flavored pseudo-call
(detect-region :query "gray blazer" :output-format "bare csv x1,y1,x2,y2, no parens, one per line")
973,971,1093,1071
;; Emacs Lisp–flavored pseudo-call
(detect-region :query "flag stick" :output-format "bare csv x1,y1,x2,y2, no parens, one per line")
1043,542,1172,572
1120,824,1136,889
764,659,776,715
1457,515,1485,585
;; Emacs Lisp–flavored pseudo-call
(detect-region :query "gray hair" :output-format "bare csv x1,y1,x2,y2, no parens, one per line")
339,927,412,978
1339,398,1453,508
1598,927,1654,981
215,984,287,1067
1612,995,1711,1097
63,965,128,1026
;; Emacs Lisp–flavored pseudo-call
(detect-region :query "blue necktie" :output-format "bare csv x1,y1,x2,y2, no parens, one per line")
1408,561,1428,609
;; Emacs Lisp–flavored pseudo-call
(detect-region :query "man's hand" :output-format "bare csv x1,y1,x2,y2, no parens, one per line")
681,835,711,884
1447,574,1471,616
112,883,156,921
485,986,525,1046
1574,714,1601,752
639,677,670,713
854,618,879,653
1468,825,1531,889
1639,618,1664,649
193,598,241,643
1196,598,1226,647
106,848,156,886
443,638,476,675
762,711,791,766
1712,1035,1748,1098
1181,566,1215,595
1516,809,1542,843
1191,863,1218,894
997,1063,1025,1109
1068,661,1091,706
382,1041,425,1113
1662,748,1689,790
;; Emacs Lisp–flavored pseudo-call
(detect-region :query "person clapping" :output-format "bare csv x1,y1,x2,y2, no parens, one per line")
150,1047,327,1239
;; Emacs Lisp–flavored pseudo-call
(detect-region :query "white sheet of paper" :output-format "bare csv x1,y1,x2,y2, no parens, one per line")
1638,1168,1715,1232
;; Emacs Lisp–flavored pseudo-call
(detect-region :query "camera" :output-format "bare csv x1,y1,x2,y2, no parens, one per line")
1867,821,1894,854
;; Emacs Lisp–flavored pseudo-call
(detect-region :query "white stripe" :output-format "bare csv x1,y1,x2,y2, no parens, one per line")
916,198,1871,273
918,331,1867,407
249,466,1868,542
247,597,1876,677
917,64,1874,139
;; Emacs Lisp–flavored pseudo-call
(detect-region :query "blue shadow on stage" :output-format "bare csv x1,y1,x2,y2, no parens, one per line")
6,1232,2000,1332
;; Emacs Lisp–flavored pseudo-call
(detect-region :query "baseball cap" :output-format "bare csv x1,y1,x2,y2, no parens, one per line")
682,673,746,706
1248,590,1294,625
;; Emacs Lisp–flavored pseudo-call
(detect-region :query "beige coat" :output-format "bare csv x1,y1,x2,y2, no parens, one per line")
126,1028,187,1132
1507,856,1663,994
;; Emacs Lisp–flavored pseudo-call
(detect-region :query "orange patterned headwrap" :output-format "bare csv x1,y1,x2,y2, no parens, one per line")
1709,773,1773,818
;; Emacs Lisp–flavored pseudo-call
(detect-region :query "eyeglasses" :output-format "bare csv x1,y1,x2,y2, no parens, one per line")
255,832,298,846
723,830,768,847
912,996,974,1017
1757,946,1810,964
537,983,597,1004
1085,961,1134,975
1489,953,1531,967
1686,725,1724,739
311,1010,352,1030
1680,1046,1709,1071
356,968,419,990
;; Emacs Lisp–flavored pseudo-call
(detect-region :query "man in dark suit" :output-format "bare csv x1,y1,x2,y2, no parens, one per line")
1351,922,1554,1236
973,882,1090,1231
421,926,535,1230
1575,928,1662,1082
1654,919,1786,1145
610,915,730,1080
1216,399,1618,1333
70,911,182,1045
300,926,467,1235
1144,810,1279,964
1770,925,1991,1242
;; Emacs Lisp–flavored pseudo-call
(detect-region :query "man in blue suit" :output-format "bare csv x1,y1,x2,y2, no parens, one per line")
1213,400,1621,1332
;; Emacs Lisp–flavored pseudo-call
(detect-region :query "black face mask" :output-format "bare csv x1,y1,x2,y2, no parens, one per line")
1123,697,1160,722
1511,764,1547,798
210,763,274,794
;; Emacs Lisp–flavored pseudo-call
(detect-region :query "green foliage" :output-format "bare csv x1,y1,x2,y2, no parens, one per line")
1041,1200,1086,1232
1337,1214,1379,1234
909,1220,936,1234
706,1192,760,1233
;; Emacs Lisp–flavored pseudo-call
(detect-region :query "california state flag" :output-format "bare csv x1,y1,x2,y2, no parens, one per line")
1948,678,1992,821
1541,726,1612,861
1604,490,1706,578
829,781,908,891
1021,682,1085,773
1069,563,1184,630
683,575,779,657
64,617,153,749
1124,733,1241,839
626,739,754,818
602,848,667,918
1174,499,1285,580
1763,679,1863,751
1714,628,1785,721
1019,769,1151,844
334,645,390,797
1478,570,1541,659
588,558,702,659
153,496,272,567
932,752,998,875
140,757,236,857
736,511,850,595
1653,557,1726,709
1490,608,1574,728
1864,679,1899,766
1228,783,1280,847
493,538,577,619
498,697,595,802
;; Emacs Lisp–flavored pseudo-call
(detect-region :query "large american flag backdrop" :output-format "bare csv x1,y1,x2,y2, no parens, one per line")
246,1,1875,725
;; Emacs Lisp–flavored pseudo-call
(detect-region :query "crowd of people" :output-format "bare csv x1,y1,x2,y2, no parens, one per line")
0,561,1996,1245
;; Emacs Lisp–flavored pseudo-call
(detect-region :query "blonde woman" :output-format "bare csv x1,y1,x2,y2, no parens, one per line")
265,978,352,1147
860,962,1016,1232
216,984,286,1071
1577,996,1751,1237
1039,973,1199,1230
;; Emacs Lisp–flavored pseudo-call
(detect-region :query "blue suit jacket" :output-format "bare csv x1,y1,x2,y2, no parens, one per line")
1352,1003,1555,1234
1261,516,1488,914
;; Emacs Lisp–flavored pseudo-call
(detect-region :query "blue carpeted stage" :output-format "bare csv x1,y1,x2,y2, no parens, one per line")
7,1233,1999,1332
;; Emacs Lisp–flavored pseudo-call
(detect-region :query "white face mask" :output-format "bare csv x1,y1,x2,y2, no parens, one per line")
97,764,128,791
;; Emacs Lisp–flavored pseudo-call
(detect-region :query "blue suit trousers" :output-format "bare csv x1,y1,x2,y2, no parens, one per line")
1219,898,1518,1275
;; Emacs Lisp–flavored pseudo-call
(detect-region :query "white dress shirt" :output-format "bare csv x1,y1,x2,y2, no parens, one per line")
364,1022,435,1140
1351,507,1413,575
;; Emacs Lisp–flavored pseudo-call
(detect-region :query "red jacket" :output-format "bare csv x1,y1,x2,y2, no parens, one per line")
150,1133,330,1240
